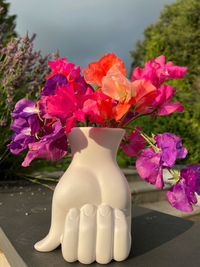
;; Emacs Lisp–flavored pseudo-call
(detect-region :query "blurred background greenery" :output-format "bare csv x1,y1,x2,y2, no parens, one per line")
118,0,200,167
0,0,200,181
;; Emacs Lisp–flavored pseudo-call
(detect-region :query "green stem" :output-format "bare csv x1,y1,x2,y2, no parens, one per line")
123,126,161,153
22,176,55,190
18,173,59,182
139,132,160,153
122,109,156,128
117,110,130,128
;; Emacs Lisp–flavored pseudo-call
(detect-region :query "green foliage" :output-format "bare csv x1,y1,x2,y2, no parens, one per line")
0,0,16,46
130,0,200,164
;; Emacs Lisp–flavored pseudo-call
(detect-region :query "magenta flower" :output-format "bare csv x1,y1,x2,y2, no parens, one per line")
136,133,188,188
46,83,89,133
48,58,75,74
120,130,145,157
47,58,90,94
22,120,68,167
188,164,200,195
131,55,187,88
46,84,78,119
166,166,200,212
149,84,184,116
136,147,164,188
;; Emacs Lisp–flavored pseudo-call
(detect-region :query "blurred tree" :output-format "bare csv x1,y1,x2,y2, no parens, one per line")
129,0,200,164
0,0,17,46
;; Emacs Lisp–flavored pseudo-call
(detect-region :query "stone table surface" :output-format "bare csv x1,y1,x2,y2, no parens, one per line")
0,180,200,267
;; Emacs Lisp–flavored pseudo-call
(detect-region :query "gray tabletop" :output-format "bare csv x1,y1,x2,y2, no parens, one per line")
0,181,200,267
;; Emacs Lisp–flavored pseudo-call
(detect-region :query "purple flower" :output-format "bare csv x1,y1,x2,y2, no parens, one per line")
154,133,187,167
46,59,91,95
166,166,199,212
7,115,40,154
136,132,187,189
11,99,39,118
22,120,68,167
8,133,35,155
41,73,68,96
136,147,164,188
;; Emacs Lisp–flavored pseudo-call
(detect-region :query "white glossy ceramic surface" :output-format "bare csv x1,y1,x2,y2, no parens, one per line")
34,127,132,264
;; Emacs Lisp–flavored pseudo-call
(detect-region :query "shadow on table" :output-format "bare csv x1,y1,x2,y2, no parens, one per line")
129,210,194,258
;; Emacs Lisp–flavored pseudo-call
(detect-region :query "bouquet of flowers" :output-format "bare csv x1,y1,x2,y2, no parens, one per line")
7,53,200,212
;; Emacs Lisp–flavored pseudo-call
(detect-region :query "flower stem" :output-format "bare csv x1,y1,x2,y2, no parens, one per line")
123,126,160,153
122,109,156,128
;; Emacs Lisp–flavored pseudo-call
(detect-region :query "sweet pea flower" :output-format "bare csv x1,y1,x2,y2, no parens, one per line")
47,58,76,78
102,64,136,103
120,130,145,157
46,83,92,133
83,53,126,87
22,120,68,167
82,90,116,125
11,99,39,118
166,164,200,212
189,164,200,195
8,99,41,154
133,79,157,113
41,73,68,96
46,58,90,94
136,132,188,189
46,83,78,120
145,84,184,116
101,64,157,115
131,55,187,88
7,115,40,154
154,133,187,166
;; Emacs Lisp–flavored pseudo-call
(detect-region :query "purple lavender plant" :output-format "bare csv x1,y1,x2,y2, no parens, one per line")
0,6,59,177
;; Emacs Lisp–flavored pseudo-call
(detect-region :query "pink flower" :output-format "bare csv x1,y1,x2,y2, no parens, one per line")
46,83,77,119
121,130,145,157
48,58,75,76
46,58,90,94
131,55,187,88
150,84,184,116
46,83,88,133
82,90,116,125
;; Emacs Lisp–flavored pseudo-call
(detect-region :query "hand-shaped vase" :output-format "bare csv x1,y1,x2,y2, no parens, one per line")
34,127,132,264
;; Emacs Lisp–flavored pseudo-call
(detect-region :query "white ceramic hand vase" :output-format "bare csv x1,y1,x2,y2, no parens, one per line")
34,127,132,264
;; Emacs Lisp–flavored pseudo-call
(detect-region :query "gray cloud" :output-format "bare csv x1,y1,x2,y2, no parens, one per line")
9,0,176,72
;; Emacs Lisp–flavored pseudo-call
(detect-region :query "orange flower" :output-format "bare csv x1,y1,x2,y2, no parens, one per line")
82,53,126,86
113,102,131,121
102,64,135,102
132,79,157,113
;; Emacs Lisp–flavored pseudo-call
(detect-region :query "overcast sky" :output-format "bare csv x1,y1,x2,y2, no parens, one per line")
8,0,175,72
